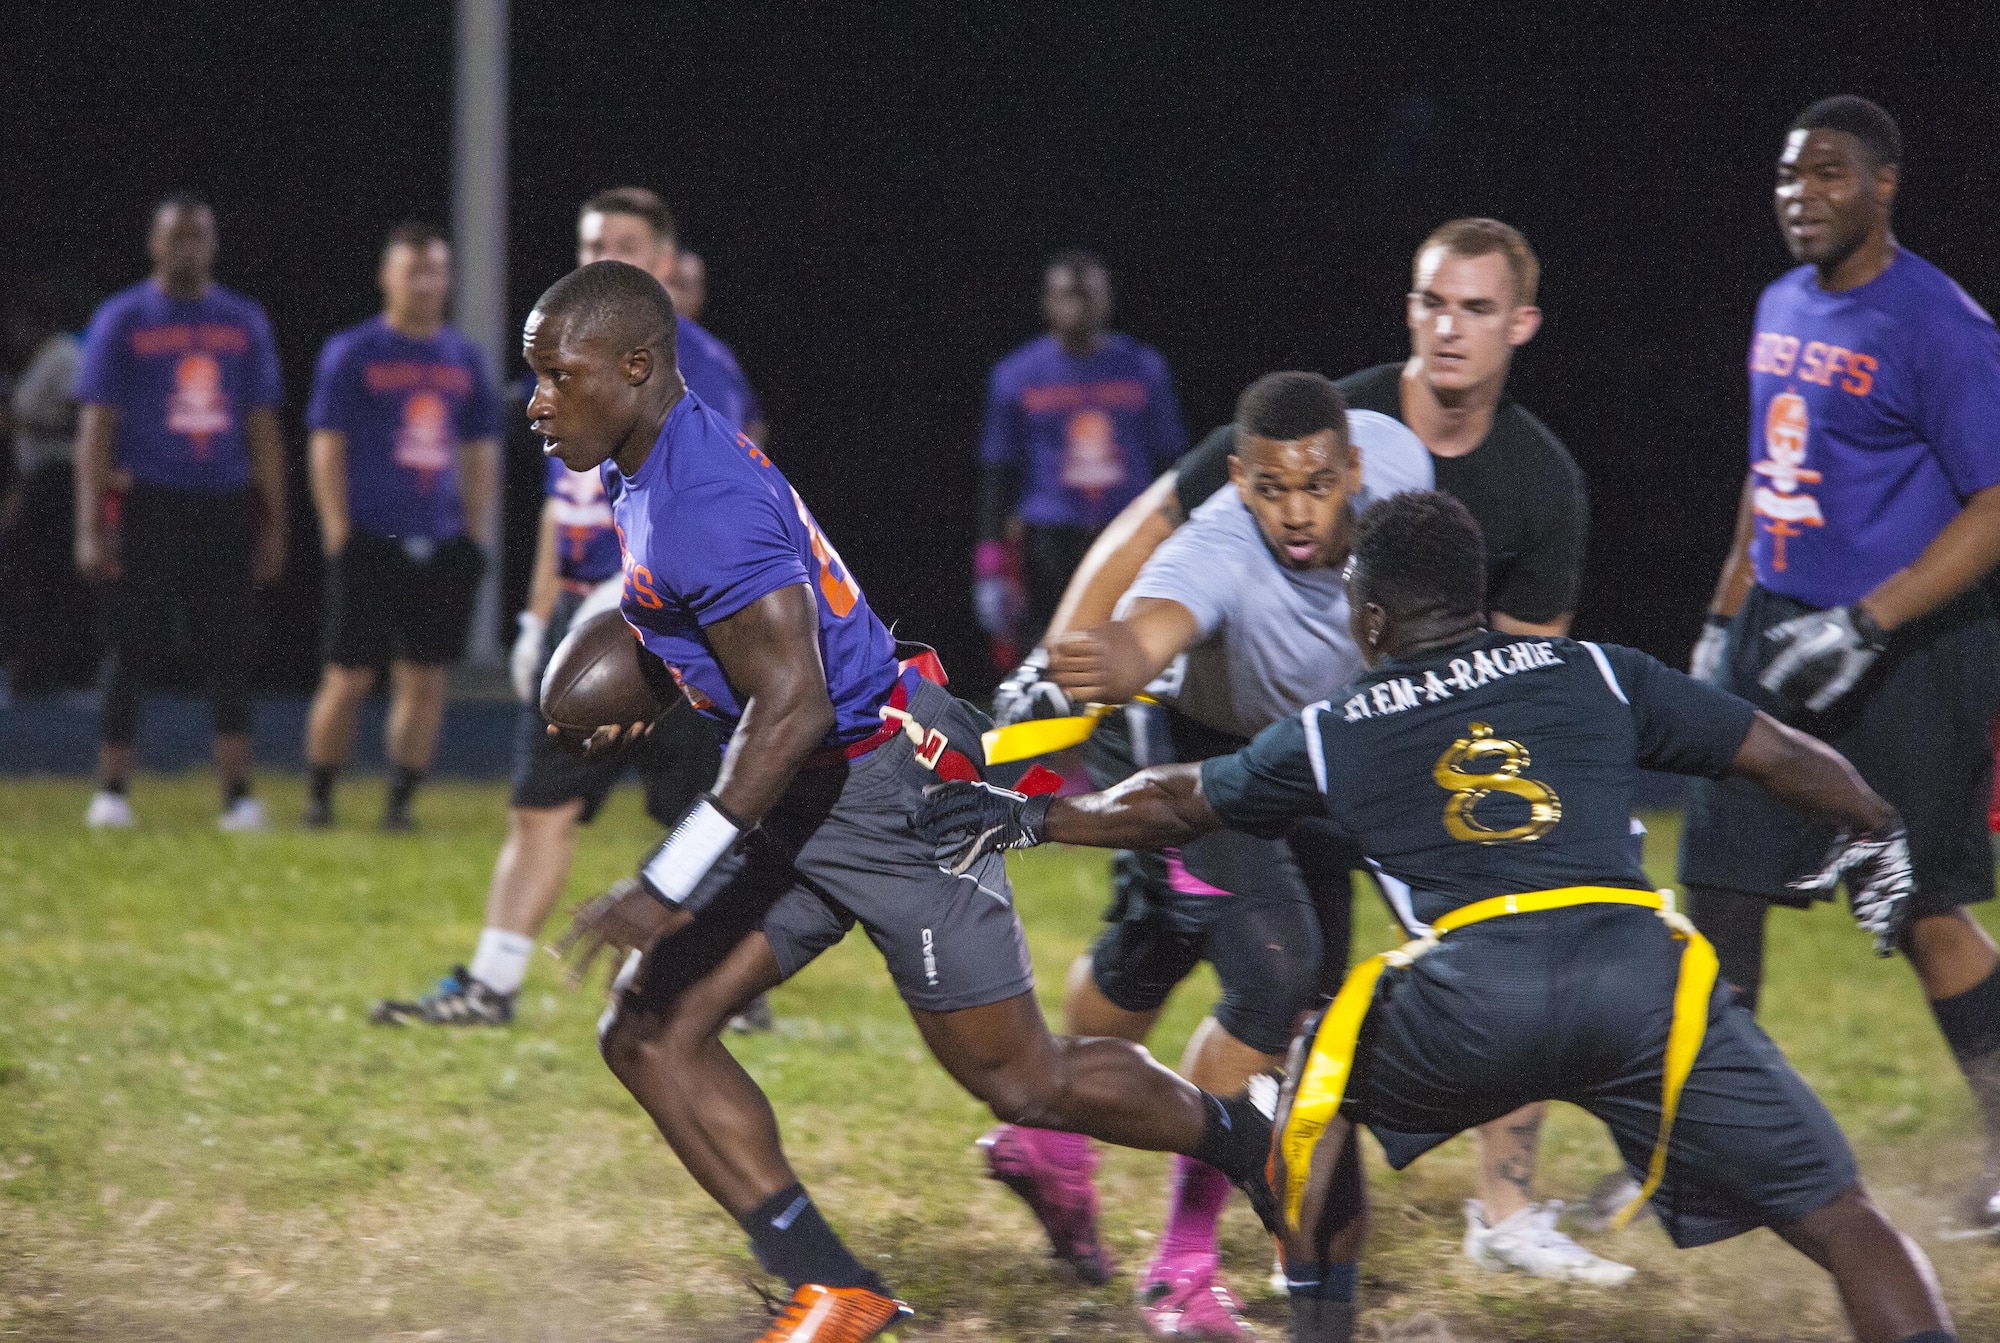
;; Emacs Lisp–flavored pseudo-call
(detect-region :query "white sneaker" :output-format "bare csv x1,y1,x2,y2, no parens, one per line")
1464,1199,1635,1286
218,797,270,833
85,791,135,829
1268,1251,1287,1294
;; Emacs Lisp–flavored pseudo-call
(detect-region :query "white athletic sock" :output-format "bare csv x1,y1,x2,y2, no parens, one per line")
468,928,536,995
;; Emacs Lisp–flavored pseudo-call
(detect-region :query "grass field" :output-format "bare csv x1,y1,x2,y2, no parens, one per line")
2,773,1998,1342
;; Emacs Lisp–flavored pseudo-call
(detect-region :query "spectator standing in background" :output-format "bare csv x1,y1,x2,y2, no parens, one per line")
975,252,1186,659
575,188,765,446
74,195,287,831
3,278,92,692
301,222,501,832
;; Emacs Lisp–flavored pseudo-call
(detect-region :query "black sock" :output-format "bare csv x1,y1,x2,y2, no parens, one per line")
102,777,129,796
224,779,250,806
1189,1090,1270,1185
386,765,424,814
1930,966,2000,1161
736,1183,886,1294
308,765,337,805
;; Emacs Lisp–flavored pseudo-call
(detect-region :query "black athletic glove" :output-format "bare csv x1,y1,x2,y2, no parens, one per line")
1758,603,1887,713
991,648,1074,728
1788,821,1915,956
916,780,1053,875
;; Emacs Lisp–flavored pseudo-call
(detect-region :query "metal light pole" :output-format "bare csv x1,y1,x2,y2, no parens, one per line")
453,0,508,666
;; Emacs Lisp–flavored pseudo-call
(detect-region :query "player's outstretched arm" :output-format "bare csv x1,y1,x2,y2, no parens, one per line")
1044,470,1183,641
991,470,1183,727
1731,711,1896,834
1046,597,1198,706
703,583,838,827
917,763,1219,873
1732,710,1914,953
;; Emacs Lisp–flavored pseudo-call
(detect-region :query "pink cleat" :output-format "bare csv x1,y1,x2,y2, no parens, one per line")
1137,1251,1251,1339
977,1123,1116,1285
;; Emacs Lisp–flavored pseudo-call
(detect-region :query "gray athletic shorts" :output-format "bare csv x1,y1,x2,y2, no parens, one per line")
657,677,1035,1014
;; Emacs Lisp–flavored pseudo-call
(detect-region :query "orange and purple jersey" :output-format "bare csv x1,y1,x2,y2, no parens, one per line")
980,332,1185,530
544,456,620,584
604,391,897,743
306,316,503,540
75,280,282,493
1747,248,2000,607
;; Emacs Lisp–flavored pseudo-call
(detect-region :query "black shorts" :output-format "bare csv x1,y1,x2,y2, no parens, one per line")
617,678,1034,1015
1084,705,1323,1055
1350,904,1857,1247
323,530,484,668
1680,583,2000,913
509,586,724,825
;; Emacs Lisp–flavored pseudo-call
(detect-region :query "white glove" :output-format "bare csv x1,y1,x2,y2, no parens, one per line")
992,647,1073,727
1788,822,1915,956
510,611,547,703
1759,603,1887,713
1688,614,1728,684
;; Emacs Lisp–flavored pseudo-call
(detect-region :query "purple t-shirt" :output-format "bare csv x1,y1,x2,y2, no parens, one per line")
545,456,621,583
74,280,283,493
604,391,897,743
306,316,504,539
980,331,1186,530
1747,248,2000,607
678,316,761,432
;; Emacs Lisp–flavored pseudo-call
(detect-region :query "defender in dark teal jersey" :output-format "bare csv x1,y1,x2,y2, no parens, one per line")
519,262,1284,1343
921,493,1953,1343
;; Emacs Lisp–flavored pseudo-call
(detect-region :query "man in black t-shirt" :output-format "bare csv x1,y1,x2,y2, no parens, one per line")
994,219,1609,1283
928,492,1950,1343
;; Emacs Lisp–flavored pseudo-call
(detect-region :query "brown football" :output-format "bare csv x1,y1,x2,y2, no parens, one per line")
539,610,672,731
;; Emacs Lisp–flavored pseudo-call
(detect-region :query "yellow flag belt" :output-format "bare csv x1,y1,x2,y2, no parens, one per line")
1277,886,1719,1234
983,697,1157,766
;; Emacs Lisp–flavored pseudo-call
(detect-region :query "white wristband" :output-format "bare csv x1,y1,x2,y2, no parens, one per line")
638,795,742,907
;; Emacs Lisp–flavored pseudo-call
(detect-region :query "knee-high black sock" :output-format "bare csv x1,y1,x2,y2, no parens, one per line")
736,1183,886,1295
1684,884,1768,1014
386,764,424,815
1930,965,2000,1166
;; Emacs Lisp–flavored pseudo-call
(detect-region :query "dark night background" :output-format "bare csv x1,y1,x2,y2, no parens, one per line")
6,4,1998,696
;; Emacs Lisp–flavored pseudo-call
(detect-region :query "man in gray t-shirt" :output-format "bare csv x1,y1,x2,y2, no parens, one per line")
978,373,1429,1330
1117,405,1430,740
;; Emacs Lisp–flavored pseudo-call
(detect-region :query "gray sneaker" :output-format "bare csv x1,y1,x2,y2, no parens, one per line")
728,993,776,1034
370,967,516,1027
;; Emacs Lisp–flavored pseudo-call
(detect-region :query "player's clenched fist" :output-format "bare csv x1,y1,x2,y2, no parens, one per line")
1047,628,1134,705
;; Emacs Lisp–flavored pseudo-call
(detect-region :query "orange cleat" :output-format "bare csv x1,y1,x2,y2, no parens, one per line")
752,1283,912,1342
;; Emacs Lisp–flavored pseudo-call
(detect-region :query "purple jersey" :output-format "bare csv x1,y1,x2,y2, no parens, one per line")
545,456,620,583
605,391,898,743
678,316,761,432
1747,248,2000,607
980,332,1185,530
306,316,503,539
74,281,283,492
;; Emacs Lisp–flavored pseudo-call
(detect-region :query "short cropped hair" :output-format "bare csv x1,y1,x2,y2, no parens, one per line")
1234,371,1349,447
531,259,679,356
1791,95,1903,168
155,193,212,219
1047,248,1107,279
1352,491,1487,621
382,220,448,257
580,187,676,244
1413,218,1540,308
